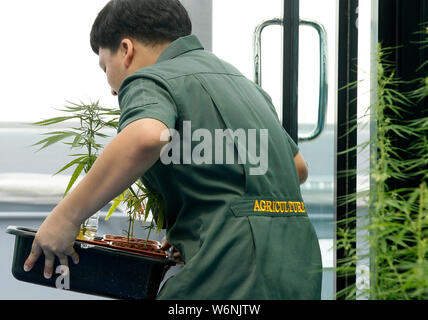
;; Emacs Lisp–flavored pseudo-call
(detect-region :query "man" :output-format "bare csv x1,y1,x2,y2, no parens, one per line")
24,0,322,299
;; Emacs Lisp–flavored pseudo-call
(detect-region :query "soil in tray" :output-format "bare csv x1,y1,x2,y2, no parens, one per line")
109,240,161,251
103,235,160,246
79,237,167,259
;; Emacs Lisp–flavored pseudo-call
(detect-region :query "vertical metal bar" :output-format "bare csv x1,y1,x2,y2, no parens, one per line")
368,0,379,298
298,20,329,143
282,0,300,144
336,0,359,299
254,18,284,87
256,16,328,142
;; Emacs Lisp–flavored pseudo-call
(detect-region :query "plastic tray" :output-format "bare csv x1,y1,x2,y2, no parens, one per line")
6,226,175,300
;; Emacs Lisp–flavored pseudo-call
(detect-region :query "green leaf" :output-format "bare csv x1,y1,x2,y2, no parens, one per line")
32,132,77,151
156,200,165,232
71,134,84,148
144,197,153,223
94,132,109,138
105,191,127,221
69,153,88,157
54,156,87,175
156,211,164,233
63,162,85,198
31,116,76,126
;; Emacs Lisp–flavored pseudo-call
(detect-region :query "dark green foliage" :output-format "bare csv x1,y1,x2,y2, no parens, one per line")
336,32,428,300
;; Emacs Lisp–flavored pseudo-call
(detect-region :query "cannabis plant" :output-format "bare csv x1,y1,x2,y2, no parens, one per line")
31,101,120,238
336,28,428,300
31,100,165,241
32,101,119,196
106,179,165,243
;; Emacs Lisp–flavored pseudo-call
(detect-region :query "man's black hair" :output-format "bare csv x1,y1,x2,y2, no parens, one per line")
90,0,192,54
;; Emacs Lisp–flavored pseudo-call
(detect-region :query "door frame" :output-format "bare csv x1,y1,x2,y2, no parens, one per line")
335,0,359,299
282,0,360,299
282,0,300,143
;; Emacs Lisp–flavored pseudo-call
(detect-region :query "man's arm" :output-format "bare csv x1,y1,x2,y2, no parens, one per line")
294,152,308,184
24,118,170,278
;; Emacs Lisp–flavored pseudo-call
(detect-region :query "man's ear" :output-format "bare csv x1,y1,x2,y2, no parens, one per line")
120,38,135,69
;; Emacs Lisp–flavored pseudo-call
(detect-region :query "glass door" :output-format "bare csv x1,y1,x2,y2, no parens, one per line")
212,0,336,299
297,0,337,300
212,0,284,116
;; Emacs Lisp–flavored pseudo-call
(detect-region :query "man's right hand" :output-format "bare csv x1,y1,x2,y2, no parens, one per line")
161,236,184,265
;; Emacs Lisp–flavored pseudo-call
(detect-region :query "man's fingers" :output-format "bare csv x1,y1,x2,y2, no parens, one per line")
160,236,171,250
58,254,68,269
66,247,79,265
24,239,79,279
23,243,42,272
43,251,55,279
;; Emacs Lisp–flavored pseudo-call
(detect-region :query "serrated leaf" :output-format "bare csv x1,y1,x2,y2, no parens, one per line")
156,202,165,233
144,197,153,223
63,162,85,198
41,130,77,136
32,132,77,151
69,153,87,157
54,156,87,175
31,116,76,126
105,191,127,221
94,132,109,138
70,134,84,148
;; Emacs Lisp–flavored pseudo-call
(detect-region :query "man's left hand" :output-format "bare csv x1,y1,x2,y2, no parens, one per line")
23,209,80,279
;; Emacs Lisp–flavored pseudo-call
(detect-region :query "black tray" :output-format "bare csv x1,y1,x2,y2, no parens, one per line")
6,226,175,300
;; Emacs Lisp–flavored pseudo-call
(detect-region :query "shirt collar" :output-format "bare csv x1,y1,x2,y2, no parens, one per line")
156,35,204,63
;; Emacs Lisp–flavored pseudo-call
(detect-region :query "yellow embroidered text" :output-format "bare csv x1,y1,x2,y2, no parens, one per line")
253,200,306,213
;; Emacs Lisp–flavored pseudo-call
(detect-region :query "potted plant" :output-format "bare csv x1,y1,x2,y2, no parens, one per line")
6,100,171,299
30,100,165,245
6,225,173,299
30,100,120,240
105,179,165,249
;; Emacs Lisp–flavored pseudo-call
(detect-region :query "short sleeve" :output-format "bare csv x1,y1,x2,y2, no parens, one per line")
117,78,178,133
284,129,299,156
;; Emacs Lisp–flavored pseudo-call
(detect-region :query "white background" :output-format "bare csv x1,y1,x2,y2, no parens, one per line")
0,0,341,126
0,0,117,123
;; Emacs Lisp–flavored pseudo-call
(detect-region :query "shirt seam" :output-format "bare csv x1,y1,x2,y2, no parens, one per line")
165,72,245,81
127,73,180,123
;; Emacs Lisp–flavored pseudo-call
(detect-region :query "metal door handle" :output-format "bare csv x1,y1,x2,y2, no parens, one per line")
254,18,328,142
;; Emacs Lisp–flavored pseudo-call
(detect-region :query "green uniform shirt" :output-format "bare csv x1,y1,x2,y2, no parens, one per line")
117,35,322,299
